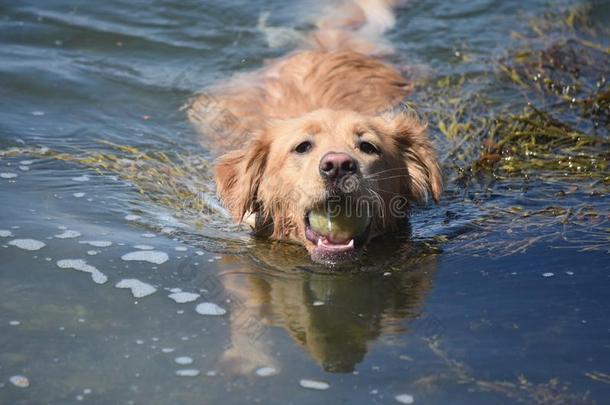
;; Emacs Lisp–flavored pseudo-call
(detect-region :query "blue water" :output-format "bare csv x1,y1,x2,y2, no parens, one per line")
1,1,609,404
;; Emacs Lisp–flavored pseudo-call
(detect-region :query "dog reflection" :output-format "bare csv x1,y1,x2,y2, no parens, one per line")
217,242,437,374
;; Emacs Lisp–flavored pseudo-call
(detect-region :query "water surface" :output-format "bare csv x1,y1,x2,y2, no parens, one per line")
1,0,609,404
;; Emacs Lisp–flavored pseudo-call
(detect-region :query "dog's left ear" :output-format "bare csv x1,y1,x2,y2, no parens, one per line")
376,110,443,203
214,133,269,222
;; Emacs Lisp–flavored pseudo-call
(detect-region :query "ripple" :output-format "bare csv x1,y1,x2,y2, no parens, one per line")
71,175,90,182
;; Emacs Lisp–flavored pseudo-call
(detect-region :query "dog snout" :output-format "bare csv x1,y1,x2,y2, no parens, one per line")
319,152,358,180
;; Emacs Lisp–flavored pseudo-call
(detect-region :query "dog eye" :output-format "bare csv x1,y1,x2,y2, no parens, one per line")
358,141,380,155
294,141,313,154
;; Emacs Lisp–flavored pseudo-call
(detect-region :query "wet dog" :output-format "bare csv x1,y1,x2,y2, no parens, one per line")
189,0,441,264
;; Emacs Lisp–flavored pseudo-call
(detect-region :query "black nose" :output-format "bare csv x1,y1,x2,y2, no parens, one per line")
319,152,358,179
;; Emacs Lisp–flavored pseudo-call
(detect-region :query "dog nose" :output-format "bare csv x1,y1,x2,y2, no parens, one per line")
319,152,358,179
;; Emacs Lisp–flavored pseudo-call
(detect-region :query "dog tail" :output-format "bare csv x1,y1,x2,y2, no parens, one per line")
309,0,399,55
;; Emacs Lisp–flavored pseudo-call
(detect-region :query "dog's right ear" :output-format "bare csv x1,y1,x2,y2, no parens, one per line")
214,134,269,223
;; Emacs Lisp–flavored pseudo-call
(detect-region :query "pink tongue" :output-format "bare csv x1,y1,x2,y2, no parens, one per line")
324,234,351,245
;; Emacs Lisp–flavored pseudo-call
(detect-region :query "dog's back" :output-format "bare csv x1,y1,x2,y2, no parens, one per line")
188,0,409,150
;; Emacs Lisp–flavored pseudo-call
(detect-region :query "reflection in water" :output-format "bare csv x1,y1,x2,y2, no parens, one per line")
216,238,438,374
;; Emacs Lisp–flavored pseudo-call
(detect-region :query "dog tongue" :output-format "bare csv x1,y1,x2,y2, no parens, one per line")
308,204,370,243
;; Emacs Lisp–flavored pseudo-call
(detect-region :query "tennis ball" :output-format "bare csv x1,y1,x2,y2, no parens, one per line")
308,204,370,242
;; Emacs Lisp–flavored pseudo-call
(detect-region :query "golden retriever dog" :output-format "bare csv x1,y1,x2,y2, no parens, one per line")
189,0,442,264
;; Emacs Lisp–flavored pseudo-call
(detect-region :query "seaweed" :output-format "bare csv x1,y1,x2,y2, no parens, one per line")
410,3,610,257
0,143,223,229
409,338,594,404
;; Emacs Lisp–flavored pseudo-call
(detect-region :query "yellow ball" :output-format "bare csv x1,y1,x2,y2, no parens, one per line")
308,204,370,242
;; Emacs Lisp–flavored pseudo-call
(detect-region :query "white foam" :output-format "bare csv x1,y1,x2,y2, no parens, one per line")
257,12,304,48
57,259,108,284
86,250,99,256
141,233,156,238
79,240,112,248
255,367,278,377
175,369,200,377
542,272,555,278
195,302,227,316
299,379,330,390
73,192,86,198
72,175,90,182
0,172,18,179
133,244,154,250
115,279,157,298
0,230,13,237
8,239,46,251
366,0,395,28
175,246,188,251
161,347,176,353
121,251,168,265
55,230,81,239
168,292,200,304
395,394,415,404
19,166,30,171
125,214,141,221
175,356,193,365
19,160,34,165
9,375,30,388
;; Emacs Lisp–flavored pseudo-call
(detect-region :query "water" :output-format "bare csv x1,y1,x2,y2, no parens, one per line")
1,0,609,404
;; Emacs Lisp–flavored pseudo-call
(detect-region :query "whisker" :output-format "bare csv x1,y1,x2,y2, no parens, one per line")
369,187,406,197
364,174,412,181
365,167,409,178
364,186,387,224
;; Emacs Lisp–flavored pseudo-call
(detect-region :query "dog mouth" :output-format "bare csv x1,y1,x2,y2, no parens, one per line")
304,199,372,264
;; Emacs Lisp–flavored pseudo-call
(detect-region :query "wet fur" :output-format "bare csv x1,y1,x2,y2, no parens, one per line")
189,0,442,257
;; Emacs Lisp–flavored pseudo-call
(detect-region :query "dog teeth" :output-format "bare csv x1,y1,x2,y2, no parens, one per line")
347,239,354,248
317,238,323,247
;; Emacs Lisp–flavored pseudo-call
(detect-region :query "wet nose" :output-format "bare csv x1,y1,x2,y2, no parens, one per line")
319,152,358,179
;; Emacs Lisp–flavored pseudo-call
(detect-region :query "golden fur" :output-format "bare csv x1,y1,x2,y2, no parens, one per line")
189,0,442,262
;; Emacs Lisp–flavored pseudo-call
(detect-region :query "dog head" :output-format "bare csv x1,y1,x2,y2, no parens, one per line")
215,108,441,265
